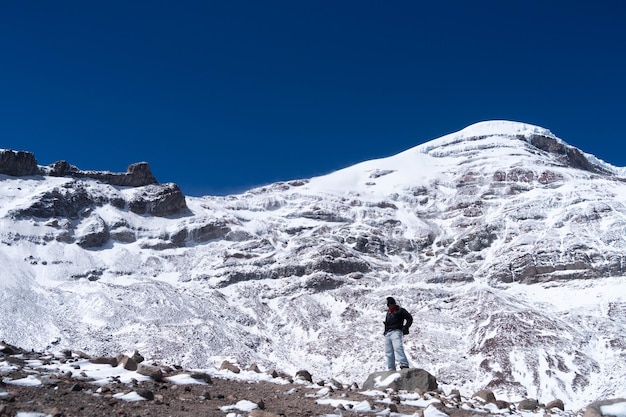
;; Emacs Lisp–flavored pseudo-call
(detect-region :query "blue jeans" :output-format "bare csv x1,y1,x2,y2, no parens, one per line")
385,329,409,370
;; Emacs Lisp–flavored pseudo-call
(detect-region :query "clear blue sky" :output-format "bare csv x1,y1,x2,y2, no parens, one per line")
1,1,624,196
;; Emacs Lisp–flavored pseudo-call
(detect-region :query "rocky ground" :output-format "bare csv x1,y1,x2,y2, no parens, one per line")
0,342,583,417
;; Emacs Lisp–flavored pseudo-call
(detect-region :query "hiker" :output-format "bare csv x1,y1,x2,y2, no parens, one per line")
383,296,413,370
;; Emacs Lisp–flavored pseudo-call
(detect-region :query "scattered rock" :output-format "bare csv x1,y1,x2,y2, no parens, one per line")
137,363,164,382
190,372,212,384
90,356,118,367
517,398,539,411
131,351,145,364
116,354,138,371
472,389,496,404
495,399,511,409
220,360,241,374
448,389,462,402
248,364,261,373
0,342,23,356
137,389,155,401
295,370,313,383
547,398,565,411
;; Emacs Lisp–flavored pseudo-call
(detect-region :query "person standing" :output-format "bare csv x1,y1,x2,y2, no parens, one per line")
383,296,413,371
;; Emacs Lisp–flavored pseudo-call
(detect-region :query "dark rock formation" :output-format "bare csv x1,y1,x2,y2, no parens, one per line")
10,182,103,219
528,135,610,175
128,183,187,216
76,215,110,248
0,149,39,176
49,160,158,187
170,220,231,246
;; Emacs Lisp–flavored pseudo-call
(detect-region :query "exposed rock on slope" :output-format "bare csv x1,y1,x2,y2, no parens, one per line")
0,149,39,176
48,160,158,187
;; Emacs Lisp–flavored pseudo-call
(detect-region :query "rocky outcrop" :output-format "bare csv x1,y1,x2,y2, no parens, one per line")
128,183,187,216
170,220,231,246
362,368,438,392
76,215,110,248
528,134,610,175
1,148,161,187
0,149,39,176
49,160,158,187
10,182,105,219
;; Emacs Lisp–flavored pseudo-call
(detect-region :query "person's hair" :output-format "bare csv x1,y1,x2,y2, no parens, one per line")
386,297,396,306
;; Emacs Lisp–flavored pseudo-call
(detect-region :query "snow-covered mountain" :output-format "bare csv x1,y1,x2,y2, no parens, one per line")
1,120,625,410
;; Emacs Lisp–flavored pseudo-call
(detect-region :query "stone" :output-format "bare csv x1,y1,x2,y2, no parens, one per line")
137,363,165,381
448,389,462,402
329,378,344,390
220,360,241,374
190,372,212,384
136,389,154,400
90,356,118,367
546,399,565,411
362,368,438,392
494,400,511,410
116,354,138,371
131,351,145,364
472,389,496,404
248,364,261,373
517,398,539,411
295,370,313,383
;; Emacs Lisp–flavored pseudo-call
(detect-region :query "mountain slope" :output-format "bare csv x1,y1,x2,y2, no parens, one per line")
1,121,625,410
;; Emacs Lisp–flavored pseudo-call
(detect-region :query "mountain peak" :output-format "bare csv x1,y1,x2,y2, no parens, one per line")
305,120,610,197
416,120,562,158
453,120,555,139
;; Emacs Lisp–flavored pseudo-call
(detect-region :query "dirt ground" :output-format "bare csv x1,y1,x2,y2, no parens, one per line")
0,344,435,417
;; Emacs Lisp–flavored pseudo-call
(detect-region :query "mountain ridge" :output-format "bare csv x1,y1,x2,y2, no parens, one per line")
1,121,625,410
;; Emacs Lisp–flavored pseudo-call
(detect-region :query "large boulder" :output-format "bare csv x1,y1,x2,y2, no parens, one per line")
0,149,39,176
362,368,438,393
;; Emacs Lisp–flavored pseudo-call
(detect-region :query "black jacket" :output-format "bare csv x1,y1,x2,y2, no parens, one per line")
384,306,413,335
